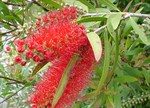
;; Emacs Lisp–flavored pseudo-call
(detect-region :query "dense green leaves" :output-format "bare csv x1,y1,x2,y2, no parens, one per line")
130,17,149,45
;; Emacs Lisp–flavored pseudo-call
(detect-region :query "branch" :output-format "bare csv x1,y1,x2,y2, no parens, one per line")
1,20,17,27
0,28,17,36
90,12,150,33
3,1,26,6
83,12,150,18
0,86,25,104
0,75,25,84
94,25,106,34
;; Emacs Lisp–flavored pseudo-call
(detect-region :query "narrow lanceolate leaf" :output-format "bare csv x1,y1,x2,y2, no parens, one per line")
63,0,88,12
100,0,120,12
129,17,149,45
115,76,138,83
51,54,79,108
110,14,122,30
77,17,107,24
78,0,95,9
87,32,102,62
96,30,110,95
30,61,48,78
39,0,62,8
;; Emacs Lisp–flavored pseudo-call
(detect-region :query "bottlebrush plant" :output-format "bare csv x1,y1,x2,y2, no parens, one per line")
0,0,150,108
13,7,100,108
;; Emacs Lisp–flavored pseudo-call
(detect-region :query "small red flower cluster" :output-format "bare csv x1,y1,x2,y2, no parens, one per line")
14,6,87,67
13,6,96,108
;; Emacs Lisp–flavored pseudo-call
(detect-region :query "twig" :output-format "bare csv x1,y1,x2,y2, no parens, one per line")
29,0,49,12
1,20,17,27
0,86,25,104
90,12,150,33
2,36,15,42
94,25,107,34
3,1,26,6
83,12,150,18
0,28,17,36
0,75,25,84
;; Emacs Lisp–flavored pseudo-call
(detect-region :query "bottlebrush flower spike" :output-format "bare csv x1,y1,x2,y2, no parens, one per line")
13,6,98,108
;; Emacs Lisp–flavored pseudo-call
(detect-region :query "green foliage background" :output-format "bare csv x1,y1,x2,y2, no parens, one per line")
0,0,150,108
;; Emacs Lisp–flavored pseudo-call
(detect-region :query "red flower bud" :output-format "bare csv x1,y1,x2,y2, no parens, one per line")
21,61,26,66
6,46,11,52
26,51,34,58
14,56,22,63
33,55,41,62
17,47,25,53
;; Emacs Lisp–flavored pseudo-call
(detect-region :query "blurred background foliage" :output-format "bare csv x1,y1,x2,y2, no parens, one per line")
0,0,150,108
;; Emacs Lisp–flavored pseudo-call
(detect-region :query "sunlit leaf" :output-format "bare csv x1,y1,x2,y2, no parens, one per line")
87,32,102,62
110,14,122,30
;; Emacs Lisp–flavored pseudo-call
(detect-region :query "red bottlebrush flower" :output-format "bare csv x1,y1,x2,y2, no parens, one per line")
30,55,73,107
14,56,22,63
21,61,26,66
6,46,11,52
55,46,95,108
43,50,56,62
33,55,41,62
11,7,98,108
26,51,34,59
36,45,44,53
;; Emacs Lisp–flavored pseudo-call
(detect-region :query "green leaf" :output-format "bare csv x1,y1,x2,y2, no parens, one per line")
39,0,62,8
142,69,150,85
107,15,115,36
30,61,48,78
126,48,144,55
143,57,150,65
63,0,88,12
129,17,149,45
99,0,120,12
12,13,23,25
114,82,121,108
122,8,143,37
78,0,94,9
110,14,122,30
0,63,4,72
87,32,102,62
96,30,110,94
0,0,10,15
122,64,143,78
115,76,138,83
51,54,79,108
106,96,114,108
78,16,106,24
